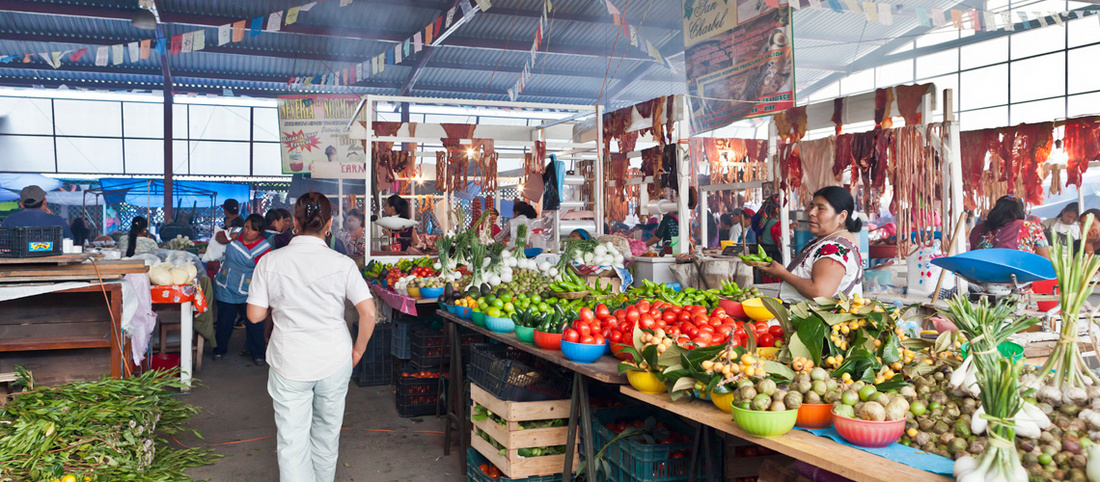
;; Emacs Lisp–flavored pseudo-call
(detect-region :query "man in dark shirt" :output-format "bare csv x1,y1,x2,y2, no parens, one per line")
1,185,73,238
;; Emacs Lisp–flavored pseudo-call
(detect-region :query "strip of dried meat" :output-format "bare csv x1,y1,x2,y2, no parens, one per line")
1064,116,1100,187
834,134,853,181
895,84,931,125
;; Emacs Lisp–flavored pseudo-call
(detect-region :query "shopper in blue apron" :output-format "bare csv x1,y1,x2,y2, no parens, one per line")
213,214,272,364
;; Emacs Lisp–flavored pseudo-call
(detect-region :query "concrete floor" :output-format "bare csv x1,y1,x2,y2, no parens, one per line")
174,333,463,481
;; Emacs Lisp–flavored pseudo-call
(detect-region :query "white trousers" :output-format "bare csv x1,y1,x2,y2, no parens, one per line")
267,360,353,482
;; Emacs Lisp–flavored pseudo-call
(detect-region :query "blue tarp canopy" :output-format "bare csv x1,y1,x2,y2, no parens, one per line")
96,179,249,209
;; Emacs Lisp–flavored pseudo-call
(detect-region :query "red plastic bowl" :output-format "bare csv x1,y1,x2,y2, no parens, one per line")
533,330,563,351
718,299,747,320
832,413,905,448
611,342,635,362
796,403,834,429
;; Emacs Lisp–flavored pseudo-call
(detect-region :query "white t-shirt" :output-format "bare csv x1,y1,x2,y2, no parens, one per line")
728,224,744,243
247,235,372,382
1045,218,1081,244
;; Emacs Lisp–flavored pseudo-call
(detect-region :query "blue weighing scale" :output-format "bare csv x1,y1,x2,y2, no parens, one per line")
930,248,1055,298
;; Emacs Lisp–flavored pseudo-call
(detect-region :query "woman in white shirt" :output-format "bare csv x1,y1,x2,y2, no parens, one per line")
759,186,864,302
1045,202,1081,246
246,193,377,482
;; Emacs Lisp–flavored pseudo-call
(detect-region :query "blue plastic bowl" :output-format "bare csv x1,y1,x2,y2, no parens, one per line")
420,287,444,299
455,305,472,320
666,282,682,292
446,304,458,314
561,340,606,364
524,248,544,258
605,340,613,355
485,316,515,334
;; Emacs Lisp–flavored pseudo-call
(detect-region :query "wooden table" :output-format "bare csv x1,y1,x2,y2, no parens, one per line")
436,310,625,480
619,387,953,482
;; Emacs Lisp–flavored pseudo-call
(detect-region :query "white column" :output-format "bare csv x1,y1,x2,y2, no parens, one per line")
179,301,192,391
363,95,374,263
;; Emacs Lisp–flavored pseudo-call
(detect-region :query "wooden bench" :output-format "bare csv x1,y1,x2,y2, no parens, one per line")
0,284,127,385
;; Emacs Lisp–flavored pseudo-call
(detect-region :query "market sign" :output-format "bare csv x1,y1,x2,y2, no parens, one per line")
311,160,367,180
277,94,365,175
683,0,795,133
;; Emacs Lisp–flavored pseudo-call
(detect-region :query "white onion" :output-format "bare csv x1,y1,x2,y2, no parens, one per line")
548,267,559,277
538,261,552,272
594,245,608,257
488,275,501,286
583,253,594,264
501,272,513,283
433,262,442,270
502,249,512,259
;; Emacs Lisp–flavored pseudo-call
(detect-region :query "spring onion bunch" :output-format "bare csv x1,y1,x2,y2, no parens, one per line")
954,355,1028,482
945,295,1037,398
1033,214,1100,390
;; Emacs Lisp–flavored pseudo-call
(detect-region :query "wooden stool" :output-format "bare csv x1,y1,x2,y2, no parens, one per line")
157,317,205,374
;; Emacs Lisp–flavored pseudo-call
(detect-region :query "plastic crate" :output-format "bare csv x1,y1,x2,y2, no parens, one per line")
592,409,721,482
391,318,426,359
395,372,444,418
466,448,563,482
467,344,570,402
352,323,393,387
0,226,62,258
410,328,447,368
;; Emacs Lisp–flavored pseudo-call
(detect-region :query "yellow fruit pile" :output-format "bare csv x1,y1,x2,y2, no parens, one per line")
790,357,815,373
829,319,866,350
641,329,675,355
873,364,897,384
454,296,478,308
824,353,845,369
701,349,768,381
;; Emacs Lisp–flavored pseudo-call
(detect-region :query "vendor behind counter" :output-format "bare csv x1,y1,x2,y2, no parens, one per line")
0,185,73,239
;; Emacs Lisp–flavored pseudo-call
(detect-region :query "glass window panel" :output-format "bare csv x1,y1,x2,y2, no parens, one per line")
1068,45,1100,94
187,141,249,175
1068,92,1100,117
187,105,250,141
1011,98,1065,124
959,106,1008,130
173,140,188,175
0,135,55,172
123,102,162,139
960,37,1008,70
875,60,914,87
123,139,164,175
56,137,123,174
0,97,53,134
1069,12,1100,47
960,64,1008,110
252,142,283,176
1010,53,1065,102
840,69,874,95
173,104,187,139
252,108,279,142
53,100,122,137
916,49,959,78
1010,23,1065,59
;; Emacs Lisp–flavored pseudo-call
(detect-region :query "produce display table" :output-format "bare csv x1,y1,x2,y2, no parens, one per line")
369,284,438,316
619,387,953,482
436,310,625,479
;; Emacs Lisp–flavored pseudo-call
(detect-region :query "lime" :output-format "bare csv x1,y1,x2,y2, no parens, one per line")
487,307,503,318
928,401,942,411
840,390,859,406
501,293,513,302
1039,453,1052,466
858,385,878,402
531,295,542,303
504,302,515,313
909,400,927,416
492,299,504,309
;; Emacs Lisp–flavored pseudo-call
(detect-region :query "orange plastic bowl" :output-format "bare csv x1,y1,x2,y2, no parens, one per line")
796,403,834,429
533,330,563,351
832,413,905,448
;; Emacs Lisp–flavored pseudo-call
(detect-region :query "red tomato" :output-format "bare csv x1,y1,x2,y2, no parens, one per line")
590,320,602,334
698,325,715,335
580,335,596,344
688,327,700,338
711,307,727,317
594,335,605,345
692,314,709,325
602,328,611,338
678,311,692,323
610,330,623,343
668,327,682,337
563,329,580,343
694,332,713,345
663,311,678,323
706,316,721,328
637,300,651,312
613,309,626,319
595,304,611,320
679,322,696,333
691,305,708,316
754,321,770,333
655,320,667,330
573,320,586,330
768,326,785,338
639,314,655,330
579,307,595,323
649,308,663,318
580,324,593,338
758,333,775,348
676,336,691,345
626,308,641,324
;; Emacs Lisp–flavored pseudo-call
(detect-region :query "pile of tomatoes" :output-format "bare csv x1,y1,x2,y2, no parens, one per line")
385,268,404,286
477,463,503,479
409,266,436,278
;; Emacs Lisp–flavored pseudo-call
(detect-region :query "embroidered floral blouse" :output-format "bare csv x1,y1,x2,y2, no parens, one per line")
779,236,865,303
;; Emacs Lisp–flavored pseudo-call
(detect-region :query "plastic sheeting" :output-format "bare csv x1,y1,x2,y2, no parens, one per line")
97,178,248,209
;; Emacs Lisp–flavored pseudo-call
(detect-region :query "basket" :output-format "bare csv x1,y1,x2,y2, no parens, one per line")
551,291,589,300
466,448,563,482
352,322,393,387
468,343,570,402
592,408,721,482
0,226,63,258
739,258,772,268
395,372,443,418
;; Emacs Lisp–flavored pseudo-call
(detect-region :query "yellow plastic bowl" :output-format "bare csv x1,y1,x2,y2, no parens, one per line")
742,298,778,322
626,371,665,394
755,347,780,360
407,286,421,299
710,390,736,413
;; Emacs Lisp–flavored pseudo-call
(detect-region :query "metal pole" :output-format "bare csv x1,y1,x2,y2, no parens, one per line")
594,104,605,236
364,96,374,263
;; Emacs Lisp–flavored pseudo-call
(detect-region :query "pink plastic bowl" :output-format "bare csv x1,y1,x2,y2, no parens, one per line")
832,414,905,448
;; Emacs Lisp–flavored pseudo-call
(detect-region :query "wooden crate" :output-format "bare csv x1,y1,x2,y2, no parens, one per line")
469,384,576,479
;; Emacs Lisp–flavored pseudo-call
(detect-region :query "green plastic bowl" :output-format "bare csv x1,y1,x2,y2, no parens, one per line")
730,405,798,437
515,326,535,344
472,311,487,328
961,341,1024,362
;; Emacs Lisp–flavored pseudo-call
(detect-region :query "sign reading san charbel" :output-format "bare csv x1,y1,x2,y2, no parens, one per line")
684,0,795,133
277,94,365,175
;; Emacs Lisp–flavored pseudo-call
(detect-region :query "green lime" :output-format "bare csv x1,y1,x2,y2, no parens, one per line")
487,307,502,318
1039,453,1052,466
928,401,942,411
492,299,504,309
858,385,878,402
532,295,542,303
909,401,927,416
840,390,859,406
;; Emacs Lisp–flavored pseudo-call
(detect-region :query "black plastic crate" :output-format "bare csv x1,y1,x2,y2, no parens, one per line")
410,328,447,368
395,372,444,418
0,226,62,258
591,409,721,482
466,448,564,482
391,318,428,359
467,343,570,402
352,323,393,387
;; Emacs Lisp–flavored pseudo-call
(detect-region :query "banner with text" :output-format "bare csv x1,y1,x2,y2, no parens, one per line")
277,94,364,175
684,0,794,133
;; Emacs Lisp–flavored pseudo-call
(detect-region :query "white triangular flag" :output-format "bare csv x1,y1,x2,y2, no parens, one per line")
984,11,997,30
446,7,456,28
112,44,124,65
128,41,140,62
266,12,283,32
218,24,231,45
1001,11,1015,30
181,32,194,53
193,30,205,51
878,3,892,24
95,46,108,66
1051,11,1064,25
340,0,352,5
299,2,317,11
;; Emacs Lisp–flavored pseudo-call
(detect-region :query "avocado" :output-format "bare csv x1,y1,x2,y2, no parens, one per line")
466,288,480,299
443,283,454,299
480,284,491,297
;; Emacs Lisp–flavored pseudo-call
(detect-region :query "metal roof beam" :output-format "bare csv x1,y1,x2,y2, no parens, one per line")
366,0,684,31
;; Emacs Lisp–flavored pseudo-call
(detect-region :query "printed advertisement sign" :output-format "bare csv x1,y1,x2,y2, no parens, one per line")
684,0,795,133
277,94,365,174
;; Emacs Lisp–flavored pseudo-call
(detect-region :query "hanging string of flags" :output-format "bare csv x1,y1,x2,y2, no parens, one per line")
785,0,1097,32
601,0,676,72
507,0,552,101
286,0,491,88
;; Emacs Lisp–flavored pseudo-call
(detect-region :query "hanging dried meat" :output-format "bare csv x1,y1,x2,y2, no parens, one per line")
435,151,448,193
1063,116,1100,188
894,84,931,125
832,98,844,135
665,96,676,145
534,141,547,165
617,131,639,154
774,106,807,142
641,146,663,199
798,137,838,206
372,142,396,185
777,141,802,192
834,134,854,182
874,88,895,129
891,124,943,258
1013,122,1054,206
959,129,999,210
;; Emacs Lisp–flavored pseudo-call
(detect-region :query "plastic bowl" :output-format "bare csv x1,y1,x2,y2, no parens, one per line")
605,340,613,355
515,326,536,344
533,331,563,351
709,390,737,413
455,305,472,320
446,304,458,315
611,342,635,362
561,340,606,364
756,347,779,360
407,286,422,299
961,341,1024,362
718,299,747,319
742,298,778,322
420,287,444,299
832,413,905,448
485,316,515,334
472,311,487,328
796,403,835,429
730,405,798,437
524,248,544,258
626,371,665,394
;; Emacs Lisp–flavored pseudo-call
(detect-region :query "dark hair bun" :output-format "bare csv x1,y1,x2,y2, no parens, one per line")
846,217,863,233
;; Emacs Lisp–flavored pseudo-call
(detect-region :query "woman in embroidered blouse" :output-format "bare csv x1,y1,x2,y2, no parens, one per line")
968,195,1050,259
759,187,864,302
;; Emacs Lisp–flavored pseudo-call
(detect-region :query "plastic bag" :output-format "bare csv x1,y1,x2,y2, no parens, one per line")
542,155,561,211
